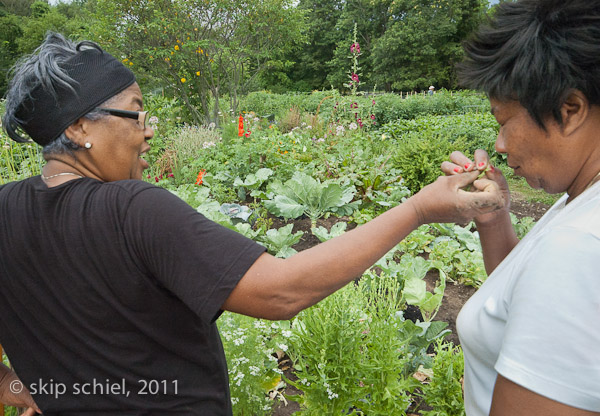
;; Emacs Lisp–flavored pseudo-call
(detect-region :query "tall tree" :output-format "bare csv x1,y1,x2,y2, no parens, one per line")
89,0,306,125
0,11,23,95
0,0,37,16
325,0,391,91
370,0,486,91
282,0,345,91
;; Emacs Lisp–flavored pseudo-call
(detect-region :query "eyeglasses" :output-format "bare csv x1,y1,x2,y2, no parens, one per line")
95,107,149,129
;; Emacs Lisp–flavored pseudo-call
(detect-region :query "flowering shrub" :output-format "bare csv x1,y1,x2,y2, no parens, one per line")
218,313,291,415
287,275,418,415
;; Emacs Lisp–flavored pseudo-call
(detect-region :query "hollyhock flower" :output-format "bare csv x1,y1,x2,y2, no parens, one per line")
351,73,359,83
371,114,376,120
350,43,361,54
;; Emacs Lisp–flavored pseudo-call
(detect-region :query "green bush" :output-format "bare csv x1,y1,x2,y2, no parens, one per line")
379,112,499,158
239,90,491,128
391,130,469,193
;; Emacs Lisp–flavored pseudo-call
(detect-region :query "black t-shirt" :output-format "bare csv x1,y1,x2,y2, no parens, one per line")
0,177,266,415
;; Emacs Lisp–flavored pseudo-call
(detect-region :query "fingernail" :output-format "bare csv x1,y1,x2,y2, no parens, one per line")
478,162,486,168
490,166,495,173
464,163,472,170
453,167,461,173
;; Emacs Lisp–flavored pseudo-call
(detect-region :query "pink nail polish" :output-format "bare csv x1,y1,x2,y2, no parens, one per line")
490,166,495,173
453,167,461,173
478,162,486,168
464,163,471,170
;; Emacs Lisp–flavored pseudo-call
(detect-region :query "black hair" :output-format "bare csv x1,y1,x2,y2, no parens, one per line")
458,0,600,127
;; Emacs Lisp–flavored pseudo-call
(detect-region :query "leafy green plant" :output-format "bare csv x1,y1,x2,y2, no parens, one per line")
418,340,466,416
286,275,417,415
398,225,437,256
264,172,360,226
391,130,469,193
510,213,536,239
259,224,303,258
398,255,445,322
233,168,274,201
311,222,347,242
0,134,43,184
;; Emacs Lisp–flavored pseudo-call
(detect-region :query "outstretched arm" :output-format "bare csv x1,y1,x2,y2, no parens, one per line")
223,170,505,320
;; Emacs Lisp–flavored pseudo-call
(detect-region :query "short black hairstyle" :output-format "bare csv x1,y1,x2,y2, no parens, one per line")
458,0,600,127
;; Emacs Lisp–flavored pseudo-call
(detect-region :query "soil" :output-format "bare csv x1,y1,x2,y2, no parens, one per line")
269,193,550,415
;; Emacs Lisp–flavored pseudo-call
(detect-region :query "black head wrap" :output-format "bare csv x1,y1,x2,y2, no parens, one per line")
10,47,136,146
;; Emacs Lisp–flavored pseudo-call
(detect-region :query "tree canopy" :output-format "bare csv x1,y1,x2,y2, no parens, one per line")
0,0,491,120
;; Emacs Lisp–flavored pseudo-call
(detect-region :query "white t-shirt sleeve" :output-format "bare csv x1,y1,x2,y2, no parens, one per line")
495,226,600,411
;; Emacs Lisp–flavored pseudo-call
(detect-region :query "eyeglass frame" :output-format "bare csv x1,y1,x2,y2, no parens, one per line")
95,107,149,129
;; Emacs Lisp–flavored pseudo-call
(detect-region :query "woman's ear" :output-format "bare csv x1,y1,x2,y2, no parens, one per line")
560,89,589,136
63,117,88,145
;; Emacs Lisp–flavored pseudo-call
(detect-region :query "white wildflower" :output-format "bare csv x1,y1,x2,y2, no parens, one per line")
349,122,358,130
233,371,245,386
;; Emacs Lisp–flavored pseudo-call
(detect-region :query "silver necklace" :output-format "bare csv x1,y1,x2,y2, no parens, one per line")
41,172,84,181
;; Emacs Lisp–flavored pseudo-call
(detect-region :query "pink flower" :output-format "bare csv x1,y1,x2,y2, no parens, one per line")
350,43,361,54
372,100,376,105
351,73,359,83
147,174,151,179
168,173,174,178
154,177,159,182
370,114,375,120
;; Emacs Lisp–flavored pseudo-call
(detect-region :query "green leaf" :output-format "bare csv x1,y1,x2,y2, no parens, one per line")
264,195,305,219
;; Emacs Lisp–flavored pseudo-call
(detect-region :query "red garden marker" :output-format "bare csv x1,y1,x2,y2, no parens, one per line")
238,116,244,137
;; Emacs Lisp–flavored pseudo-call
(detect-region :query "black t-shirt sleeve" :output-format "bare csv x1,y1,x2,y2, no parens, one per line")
121,185,266,323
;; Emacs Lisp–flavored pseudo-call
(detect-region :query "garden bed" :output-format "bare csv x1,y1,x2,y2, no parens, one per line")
270,194,549,416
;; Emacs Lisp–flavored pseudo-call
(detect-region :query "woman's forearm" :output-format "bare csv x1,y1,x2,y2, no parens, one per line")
476,210,520,274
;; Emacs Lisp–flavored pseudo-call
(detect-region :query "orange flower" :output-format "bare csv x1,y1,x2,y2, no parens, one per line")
195,169,207,185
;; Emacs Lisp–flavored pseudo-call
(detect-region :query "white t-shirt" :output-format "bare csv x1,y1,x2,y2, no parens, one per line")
457,183,600,415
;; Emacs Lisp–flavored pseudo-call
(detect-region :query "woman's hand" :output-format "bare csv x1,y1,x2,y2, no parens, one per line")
0,364,41,415
409,165,506,226
440,149,511,225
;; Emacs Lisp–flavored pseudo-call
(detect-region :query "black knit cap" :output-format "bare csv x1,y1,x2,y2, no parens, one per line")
12,48,136,146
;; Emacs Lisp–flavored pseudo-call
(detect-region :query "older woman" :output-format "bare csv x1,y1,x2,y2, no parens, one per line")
443,1,600,415
0,33,503,414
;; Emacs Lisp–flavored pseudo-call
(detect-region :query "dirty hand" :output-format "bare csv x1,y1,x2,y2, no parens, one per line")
440,149,511,224
409,168,506,225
